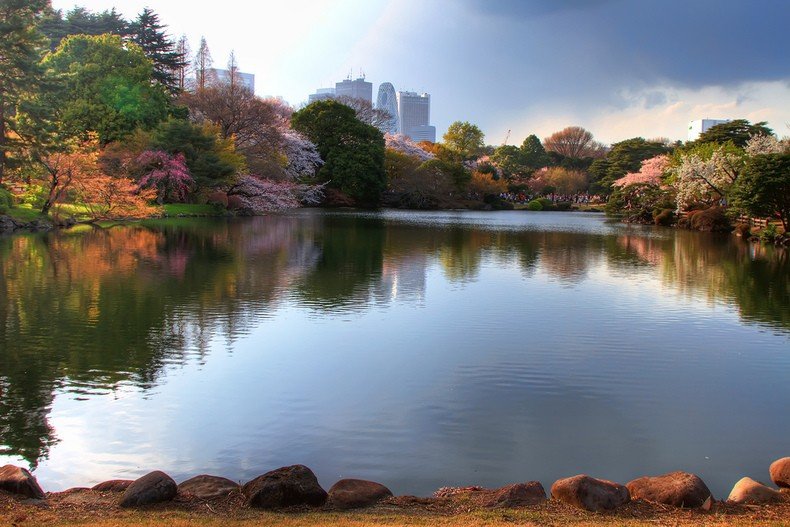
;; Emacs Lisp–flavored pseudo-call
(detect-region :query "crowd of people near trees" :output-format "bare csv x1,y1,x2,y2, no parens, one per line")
1,2,787,238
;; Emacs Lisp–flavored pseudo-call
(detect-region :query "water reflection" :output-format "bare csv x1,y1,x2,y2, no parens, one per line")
0,211,787,489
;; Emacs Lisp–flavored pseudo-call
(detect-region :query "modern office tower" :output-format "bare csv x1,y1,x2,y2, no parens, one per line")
209,68,255,92
308,88,336,103
376,82,399,134
688,119,731,141
396,91,436,142
335,76,373,104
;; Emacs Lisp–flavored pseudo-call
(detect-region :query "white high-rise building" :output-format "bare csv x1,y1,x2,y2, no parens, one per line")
376,82,398,134
397,91,436,142
209,68,255,92
308,88,336,103
688,119,730,141
335,76,373,104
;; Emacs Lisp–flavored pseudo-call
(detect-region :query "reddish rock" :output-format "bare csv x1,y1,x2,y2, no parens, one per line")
485,482,547,508
727,477,782,504
178,475,239,500
551,475,629,511
770,458,790,488
91,480,134,492
119,471,177,508
0,465,45,499
327,478,393,510
626,471,712,508
242,465,327,509
551,474,630,512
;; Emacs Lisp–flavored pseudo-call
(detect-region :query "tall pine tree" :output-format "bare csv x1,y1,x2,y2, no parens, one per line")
129,8,186,94
0,0,48,183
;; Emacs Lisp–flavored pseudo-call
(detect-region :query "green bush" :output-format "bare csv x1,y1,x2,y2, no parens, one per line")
526,200,543,211
555,201,572,211
0,187,13,213
21,185,48,209
759,224,778,243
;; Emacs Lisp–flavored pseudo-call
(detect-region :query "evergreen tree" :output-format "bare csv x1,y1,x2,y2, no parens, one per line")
129,8,186,94
175,35,191,92
41,6,129,51
0,0,48,183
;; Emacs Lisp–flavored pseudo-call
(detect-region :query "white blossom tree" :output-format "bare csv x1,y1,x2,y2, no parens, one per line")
384,133,434,162
673,145,744,210
282,130,323,180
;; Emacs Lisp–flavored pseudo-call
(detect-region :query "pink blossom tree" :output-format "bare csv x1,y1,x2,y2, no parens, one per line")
281,130,323,180
227,175,301,214
613,154,670,188
385,133,434,162
135,151,194,203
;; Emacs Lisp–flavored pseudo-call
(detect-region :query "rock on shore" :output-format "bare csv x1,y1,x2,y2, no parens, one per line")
626,471,712,508
550,474,629,511
327,479,393,510
119,471,177,508
770,458,790,488
0,465,45,499
178,475,239,500
242,465,327,509
727,477,782,504
91,480,134,492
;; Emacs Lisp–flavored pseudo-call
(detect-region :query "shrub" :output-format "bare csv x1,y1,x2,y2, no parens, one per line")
555,201,572,211
733,223,752,237
0,187,13,213
759,224,778,243
690,206,732,232
526,200,543,211
653,208,675,226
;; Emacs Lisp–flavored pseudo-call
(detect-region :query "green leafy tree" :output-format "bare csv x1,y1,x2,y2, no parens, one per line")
41,34,169,144
0,0,48,183
151,119,244,191
129,8,186,94
731,152,790,230
695,119,773,148
443,121,485,160
521,134,550,172
588,138,671,194
291,100,386,206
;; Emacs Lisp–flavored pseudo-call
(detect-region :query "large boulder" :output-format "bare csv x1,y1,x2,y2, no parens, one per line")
242,465,327,509
770,458,790,488
178,475,239,500
0,465,45,499
727,477,782,504
485,482,546,508
550,475,629,512
119,471,178,508
92,480,134,492
626,471,712,508
327,478,393,510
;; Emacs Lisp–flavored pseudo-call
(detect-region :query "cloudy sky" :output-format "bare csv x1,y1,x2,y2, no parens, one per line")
51,0,789,145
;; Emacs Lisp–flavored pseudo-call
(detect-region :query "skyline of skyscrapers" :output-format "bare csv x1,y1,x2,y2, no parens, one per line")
307,76,436,142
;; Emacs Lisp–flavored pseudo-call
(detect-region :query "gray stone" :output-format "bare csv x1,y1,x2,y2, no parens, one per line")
119,471,177,508
0,465,45,499
627,471,712,508
178,475,239,500
551,474,629,511
485,482,546,508
727,477,782,504
242,465,327,509
327,479,393,510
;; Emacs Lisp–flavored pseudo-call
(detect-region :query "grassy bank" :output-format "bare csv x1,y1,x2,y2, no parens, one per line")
2,491,788,527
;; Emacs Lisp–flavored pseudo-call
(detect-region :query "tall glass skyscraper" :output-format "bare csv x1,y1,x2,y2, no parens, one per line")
396,91,436,142
376,83,399,134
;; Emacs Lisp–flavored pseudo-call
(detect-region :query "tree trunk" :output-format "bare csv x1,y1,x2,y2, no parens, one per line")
0,92,6,185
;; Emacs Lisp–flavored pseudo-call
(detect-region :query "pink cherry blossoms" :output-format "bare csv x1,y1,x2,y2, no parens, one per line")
613,154,670,188
136,150,194,203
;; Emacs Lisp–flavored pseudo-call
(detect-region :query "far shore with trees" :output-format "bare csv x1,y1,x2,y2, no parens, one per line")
1,3,787,243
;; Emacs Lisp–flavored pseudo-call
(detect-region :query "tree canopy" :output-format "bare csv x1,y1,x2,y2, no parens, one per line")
443,121,485,160
695,119,773,148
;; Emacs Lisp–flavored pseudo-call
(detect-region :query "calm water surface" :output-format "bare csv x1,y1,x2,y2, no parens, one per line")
1,210,788,497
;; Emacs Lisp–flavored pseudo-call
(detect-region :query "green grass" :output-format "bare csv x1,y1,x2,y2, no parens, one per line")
163,204,222,216
5,203,47,222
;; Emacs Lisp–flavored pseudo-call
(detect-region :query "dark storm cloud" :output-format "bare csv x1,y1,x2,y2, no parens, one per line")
460,0,790,87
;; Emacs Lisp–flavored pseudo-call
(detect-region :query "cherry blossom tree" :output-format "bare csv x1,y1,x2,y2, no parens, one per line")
135,150,194,203
673,145,744,210
613,154,670,188
385,133,434,162
744,134,790,156
281,130,323,180
227,175,300,214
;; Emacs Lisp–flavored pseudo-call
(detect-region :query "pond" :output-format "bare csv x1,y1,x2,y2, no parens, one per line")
1,210,788,498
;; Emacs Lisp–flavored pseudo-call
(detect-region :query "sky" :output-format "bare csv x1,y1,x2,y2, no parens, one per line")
51,0,790,145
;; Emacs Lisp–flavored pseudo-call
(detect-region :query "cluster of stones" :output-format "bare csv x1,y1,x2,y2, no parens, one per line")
1,457,788,513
